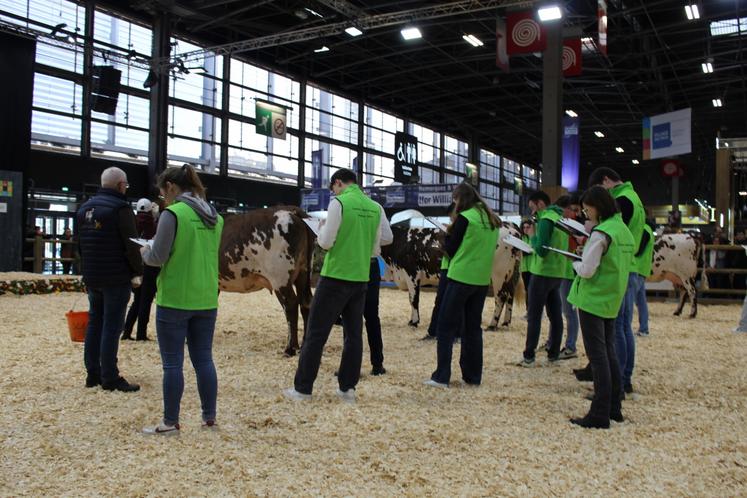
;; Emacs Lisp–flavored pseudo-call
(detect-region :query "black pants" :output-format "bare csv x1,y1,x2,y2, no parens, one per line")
427,269,463,339
123,265,159,339
363,259,384,368
431,279,488,385
521,271,531,310
523,274,563,360
578,310,622,420
294,276,368,394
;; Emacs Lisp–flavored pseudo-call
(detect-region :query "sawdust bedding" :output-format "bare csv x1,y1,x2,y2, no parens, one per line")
1,289,746,496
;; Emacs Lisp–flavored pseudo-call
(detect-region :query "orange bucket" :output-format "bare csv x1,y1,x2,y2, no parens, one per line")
66,310,89,342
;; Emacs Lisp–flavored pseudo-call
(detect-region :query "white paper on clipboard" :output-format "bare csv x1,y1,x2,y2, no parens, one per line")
424,217,447,232
129,237,153,248
542,245,582,261
502,235,534,254
303,218,323,236
558,218,590,238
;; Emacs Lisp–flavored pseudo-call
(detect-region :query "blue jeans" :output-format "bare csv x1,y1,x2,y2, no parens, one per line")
635,276,649,333
431,279,488,385
84,284,132,383
156,306,218,426
560,279,579,351
615,273,642,389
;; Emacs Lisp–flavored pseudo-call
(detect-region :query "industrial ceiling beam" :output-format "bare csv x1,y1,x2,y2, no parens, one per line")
151,0,533,72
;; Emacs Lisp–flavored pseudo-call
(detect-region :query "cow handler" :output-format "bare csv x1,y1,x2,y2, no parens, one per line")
284,168,389,403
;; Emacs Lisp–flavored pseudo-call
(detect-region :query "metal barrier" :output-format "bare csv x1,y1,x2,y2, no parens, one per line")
23,236,77,274
701,244,747,297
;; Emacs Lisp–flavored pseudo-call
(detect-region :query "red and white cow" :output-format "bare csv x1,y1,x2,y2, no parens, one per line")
381,222,523,329
219,206,314,356
649,232,708,318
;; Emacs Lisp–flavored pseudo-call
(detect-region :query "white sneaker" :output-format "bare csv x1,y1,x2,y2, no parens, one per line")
283,388,311,401
335,388,356,403
142,422,180,436
423,379,449,388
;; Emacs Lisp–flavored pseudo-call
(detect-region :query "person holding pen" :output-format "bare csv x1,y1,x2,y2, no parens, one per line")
568,186,635,429
520,191,569,366
426,183,500,387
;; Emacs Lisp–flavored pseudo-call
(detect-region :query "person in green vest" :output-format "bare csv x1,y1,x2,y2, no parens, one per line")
140,164,224,436
635,220,656,337
520,191,568,367
567,186,635,429
554,194,581,360
285,168,387,403
425,183,500,387
587,167,646,395
424,202,463,342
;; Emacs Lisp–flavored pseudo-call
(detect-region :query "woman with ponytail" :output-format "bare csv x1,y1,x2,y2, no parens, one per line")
140,164,224,435
425,183,501,388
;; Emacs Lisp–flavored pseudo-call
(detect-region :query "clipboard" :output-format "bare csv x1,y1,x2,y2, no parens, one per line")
502,235,534,254
129,237,153,248
557,218,590,238
542,245,582,261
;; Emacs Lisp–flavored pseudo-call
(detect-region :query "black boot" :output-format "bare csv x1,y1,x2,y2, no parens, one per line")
570,415,610,429
371,365,387,376
610,411,625,423
573,363,593,382
121,332,133,341
102,376,140,392
85,373,100,388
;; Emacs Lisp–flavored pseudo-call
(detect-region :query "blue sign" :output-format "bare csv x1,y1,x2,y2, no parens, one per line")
561,116,580,192
301,183,456,211
652,123,672,149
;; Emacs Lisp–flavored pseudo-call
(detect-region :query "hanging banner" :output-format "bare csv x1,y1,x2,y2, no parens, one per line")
642,108,692,160
255,100,287,139
562,38,582,77
496,17,510,71
311,149,323,188
561,117,580,192
394,132,418,183
598,0,608,56
506,11,546,55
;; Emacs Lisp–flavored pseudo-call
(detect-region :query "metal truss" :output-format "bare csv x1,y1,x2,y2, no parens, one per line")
151,0,532,72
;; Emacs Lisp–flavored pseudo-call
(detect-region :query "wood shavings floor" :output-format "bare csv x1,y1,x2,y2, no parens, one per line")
1,288,746,496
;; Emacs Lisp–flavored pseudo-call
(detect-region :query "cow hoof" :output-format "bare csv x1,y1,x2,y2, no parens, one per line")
501,322,511,328
283,349,297,357
689,314,697,319
486,325,497,332
673,311,682,316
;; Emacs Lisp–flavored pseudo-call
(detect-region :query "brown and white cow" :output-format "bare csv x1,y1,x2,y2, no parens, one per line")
649,232,708,318
219,206,314,356
381,221,522,329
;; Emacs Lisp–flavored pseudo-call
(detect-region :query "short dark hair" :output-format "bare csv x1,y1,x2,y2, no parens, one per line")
528,191,551,206
329,168,357,189
581,185,619,220
555,195,571,208
568,192,581,205
588,167,621,188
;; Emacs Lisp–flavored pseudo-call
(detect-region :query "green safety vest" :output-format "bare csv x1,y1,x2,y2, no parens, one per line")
610,181,645,275
440,254,450,271
529,207,569,279
156,201,224,310
519,235,533,272
567,214,635,319
637,224,655,277
447,206,500,286
320,184,381,282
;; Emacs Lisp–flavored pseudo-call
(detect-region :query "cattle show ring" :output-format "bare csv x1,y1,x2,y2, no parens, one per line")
3,0,747,494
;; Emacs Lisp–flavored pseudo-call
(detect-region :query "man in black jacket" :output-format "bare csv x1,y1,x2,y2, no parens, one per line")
76,167,142,392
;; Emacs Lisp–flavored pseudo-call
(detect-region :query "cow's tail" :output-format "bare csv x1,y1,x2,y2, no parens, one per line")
698,234,709,290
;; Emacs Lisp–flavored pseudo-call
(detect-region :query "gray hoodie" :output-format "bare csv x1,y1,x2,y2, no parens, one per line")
141,192,219,267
